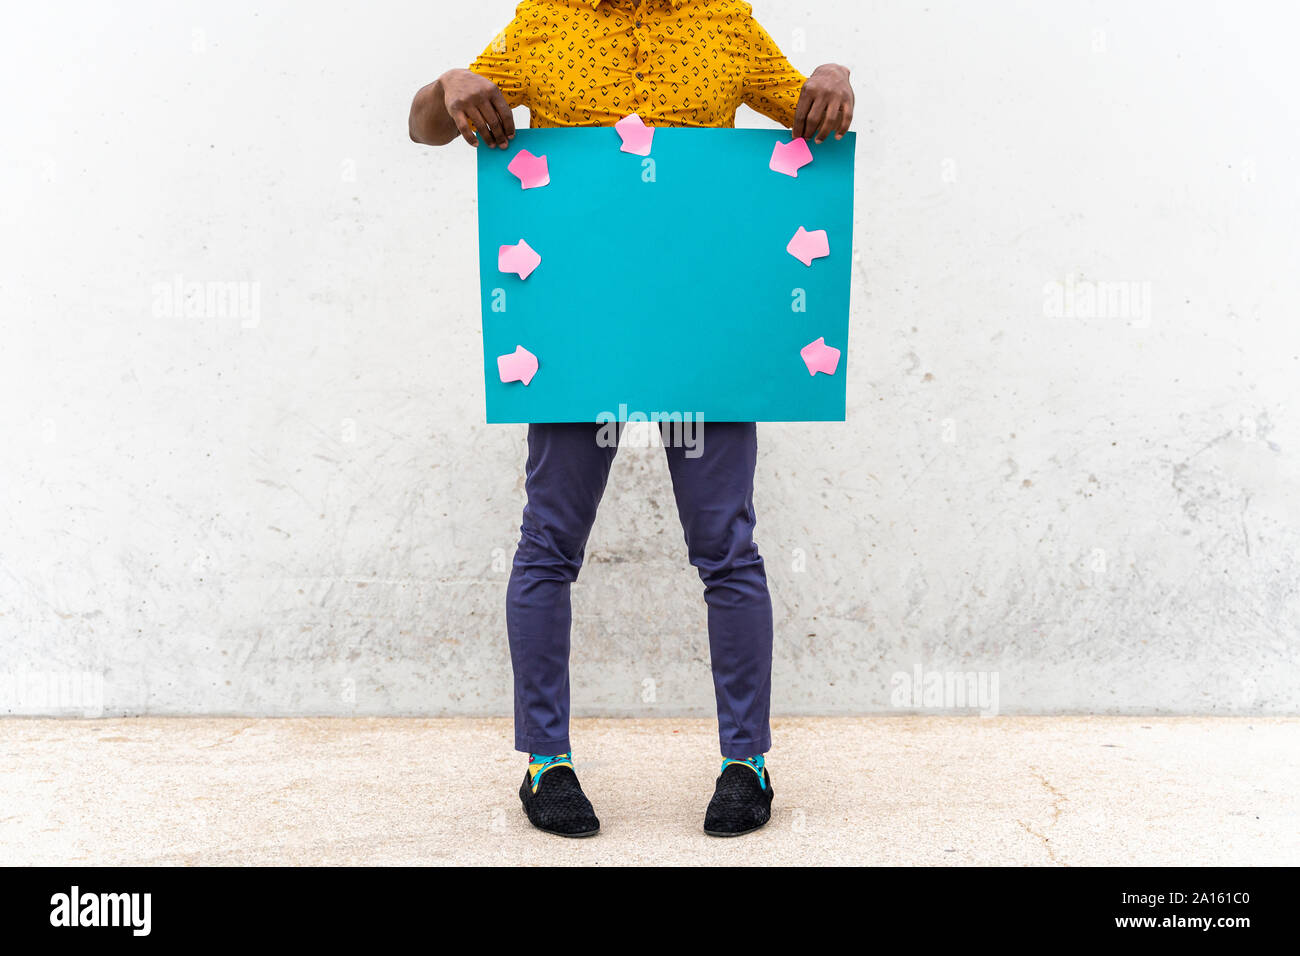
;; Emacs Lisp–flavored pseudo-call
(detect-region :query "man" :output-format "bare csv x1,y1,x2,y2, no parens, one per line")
409,0,854,838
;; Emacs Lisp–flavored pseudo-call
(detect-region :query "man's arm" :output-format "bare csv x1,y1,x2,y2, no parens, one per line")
410,11,529,149
743,16,854,142
409,69,515,149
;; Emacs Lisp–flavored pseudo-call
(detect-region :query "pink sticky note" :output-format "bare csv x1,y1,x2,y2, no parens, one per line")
770,137,813,177
800,337,841,376
615,113,655,156
507,149,550,189
498,239,541,280
786,226,830,266
498,345,539,386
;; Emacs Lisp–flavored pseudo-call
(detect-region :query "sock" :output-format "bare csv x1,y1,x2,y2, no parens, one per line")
527,752,573,793
721,753,767,790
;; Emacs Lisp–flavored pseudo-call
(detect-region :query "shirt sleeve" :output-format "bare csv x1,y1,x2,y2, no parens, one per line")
741,14,807,128
468,3,532,108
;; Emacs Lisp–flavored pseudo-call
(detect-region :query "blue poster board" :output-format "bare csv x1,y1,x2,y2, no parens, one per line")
476,127,855,423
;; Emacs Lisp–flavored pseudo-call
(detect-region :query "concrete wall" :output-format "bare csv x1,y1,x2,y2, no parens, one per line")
2,0,1298,717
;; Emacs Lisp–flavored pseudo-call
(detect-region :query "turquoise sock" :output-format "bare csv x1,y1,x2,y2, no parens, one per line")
721,753,767,790
527,752,573,792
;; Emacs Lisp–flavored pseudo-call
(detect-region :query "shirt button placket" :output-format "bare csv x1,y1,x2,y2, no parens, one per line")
633,8,644,83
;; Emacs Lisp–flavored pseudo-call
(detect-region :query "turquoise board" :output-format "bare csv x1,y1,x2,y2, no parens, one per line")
476,128,855,423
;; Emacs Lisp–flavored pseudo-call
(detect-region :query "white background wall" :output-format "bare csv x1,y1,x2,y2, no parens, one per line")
2,0,1298,717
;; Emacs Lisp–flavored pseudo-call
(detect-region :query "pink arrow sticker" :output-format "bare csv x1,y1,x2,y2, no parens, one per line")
507,149,550,189
786,226,830,266
770,137,813,177
615,113,655,156
498,239,541,280
497,345,539,386
800,337,841,376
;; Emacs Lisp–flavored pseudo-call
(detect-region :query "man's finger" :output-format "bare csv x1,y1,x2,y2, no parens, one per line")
451,109,478,148
464,103,500,148
814,99,841,144
836,102,854,138
792,88,815,140
480,100,510,148
801,95,828,144
490,89,517,142
465,103,497,148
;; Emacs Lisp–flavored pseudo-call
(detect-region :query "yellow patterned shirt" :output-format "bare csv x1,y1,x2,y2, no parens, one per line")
469,0,807,129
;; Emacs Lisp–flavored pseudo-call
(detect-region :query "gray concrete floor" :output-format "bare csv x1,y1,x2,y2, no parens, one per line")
1,716,1296,865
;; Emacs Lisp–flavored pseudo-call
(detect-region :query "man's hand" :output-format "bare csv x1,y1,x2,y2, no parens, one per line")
792,64,854,144
409,68,516,148
442,68,515,148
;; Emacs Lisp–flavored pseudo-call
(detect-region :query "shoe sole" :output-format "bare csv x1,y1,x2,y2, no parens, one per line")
704,816,771,838
531,824,600,838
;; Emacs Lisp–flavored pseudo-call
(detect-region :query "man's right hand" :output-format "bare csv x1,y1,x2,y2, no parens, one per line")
439,68,516,149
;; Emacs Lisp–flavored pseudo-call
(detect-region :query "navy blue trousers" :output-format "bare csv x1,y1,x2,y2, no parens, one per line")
506,421,774,759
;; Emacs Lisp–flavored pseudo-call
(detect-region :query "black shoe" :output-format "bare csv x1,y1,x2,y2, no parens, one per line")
704,763,774,837
519,765,601,837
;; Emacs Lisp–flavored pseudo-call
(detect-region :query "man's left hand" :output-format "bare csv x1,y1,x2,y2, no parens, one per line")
792,64,854,144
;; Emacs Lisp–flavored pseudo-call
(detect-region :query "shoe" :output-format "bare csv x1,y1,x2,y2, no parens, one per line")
518,765,600,837
703,763,774,837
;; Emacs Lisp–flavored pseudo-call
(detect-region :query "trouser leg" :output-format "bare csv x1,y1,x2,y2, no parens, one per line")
507,422,619,754
662,421,773,758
